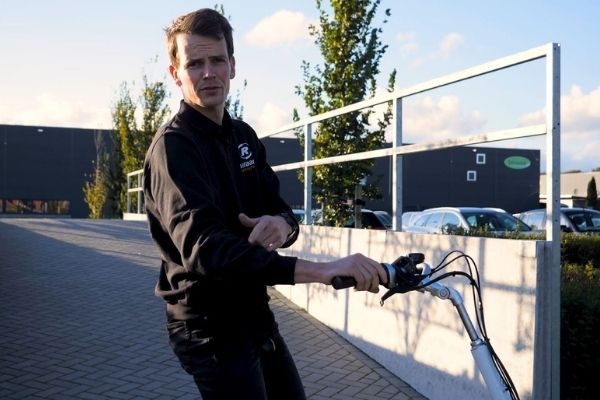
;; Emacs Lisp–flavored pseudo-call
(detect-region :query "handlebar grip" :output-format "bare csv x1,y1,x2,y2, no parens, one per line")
331,276,357,290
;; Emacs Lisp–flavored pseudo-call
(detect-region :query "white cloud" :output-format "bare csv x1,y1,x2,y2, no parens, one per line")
439,33,465,57
519,84,600,171
518,109,544,126
562,85,600,129
410,57,426,68
245,10,315,48
560,85,600,170
399,32,464,67
400,42,418,55
403,94,486,140
521,84,600,126
396,31,418,56
397,31,416,43
0,93,111,129
252,102,292,134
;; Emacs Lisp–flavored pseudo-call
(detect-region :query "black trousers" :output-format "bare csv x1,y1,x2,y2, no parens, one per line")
167,319,306,400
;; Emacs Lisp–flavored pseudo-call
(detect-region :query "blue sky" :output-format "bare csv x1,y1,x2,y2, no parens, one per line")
1,0,599,172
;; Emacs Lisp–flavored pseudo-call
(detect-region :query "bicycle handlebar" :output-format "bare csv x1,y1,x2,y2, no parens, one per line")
331,253,425,294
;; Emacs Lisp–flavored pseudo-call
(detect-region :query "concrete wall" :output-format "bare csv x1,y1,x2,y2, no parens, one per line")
277,226,543,400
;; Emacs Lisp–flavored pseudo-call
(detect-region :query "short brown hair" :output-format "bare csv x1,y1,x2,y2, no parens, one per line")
165,8,234,67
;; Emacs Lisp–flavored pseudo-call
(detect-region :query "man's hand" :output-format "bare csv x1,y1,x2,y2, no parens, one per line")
294,253,388,294
239,213,292,252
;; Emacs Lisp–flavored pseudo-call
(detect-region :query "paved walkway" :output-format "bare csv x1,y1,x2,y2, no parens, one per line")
0,218,425,400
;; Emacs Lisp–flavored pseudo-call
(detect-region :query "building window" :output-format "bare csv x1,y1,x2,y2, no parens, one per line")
467,170,477,182
476,153,486,164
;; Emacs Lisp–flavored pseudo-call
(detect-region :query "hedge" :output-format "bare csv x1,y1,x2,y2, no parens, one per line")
562,233,600,268
561,234,600,399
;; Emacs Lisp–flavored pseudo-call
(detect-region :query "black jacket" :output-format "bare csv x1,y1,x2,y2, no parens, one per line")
143,101,298,338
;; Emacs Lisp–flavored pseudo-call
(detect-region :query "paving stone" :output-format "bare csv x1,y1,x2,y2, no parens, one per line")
0,218,425,399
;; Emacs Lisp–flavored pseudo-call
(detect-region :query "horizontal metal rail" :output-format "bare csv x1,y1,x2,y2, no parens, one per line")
271,124,547,172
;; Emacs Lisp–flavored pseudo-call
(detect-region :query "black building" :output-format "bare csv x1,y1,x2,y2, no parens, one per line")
0,124,539,218
263,138,540,214
0,124,111,218
402,146,539,213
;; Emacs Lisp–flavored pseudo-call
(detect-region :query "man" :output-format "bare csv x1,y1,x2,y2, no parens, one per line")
143,8,387,400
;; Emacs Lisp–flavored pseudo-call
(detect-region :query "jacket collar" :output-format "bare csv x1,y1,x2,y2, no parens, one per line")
177,100,233,139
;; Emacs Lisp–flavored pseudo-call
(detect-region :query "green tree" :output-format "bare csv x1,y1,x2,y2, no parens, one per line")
587,177,598,209
83,130,120,218
226,78,247,120
295,0,396,226
83,132,110,218
83,72,170,218
112,76,170,215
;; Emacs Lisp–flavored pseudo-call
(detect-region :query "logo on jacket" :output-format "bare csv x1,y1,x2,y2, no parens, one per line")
238,143,255,172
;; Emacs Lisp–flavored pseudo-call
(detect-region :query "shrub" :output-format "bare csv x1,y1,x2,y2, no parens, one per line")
561,233,600,268
561,263,600,400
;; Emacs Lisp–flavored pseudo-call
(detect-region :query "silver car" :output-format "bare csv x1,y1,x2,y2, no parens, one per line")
406,207,533,235
401,211,421,231
518,207,600,234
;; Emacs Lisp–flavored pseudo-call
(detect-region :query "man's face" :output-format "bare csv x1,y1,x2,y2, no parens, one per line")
169,34,235,123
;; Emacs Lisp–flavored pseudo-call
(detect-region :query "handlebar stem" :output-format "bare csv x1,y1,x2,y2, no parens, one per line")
418,272,511,400
420,277,480,342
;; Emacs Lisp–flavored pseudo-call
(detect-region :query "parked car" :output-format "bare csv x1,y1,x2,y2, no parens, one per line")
344,209,391,230
401,211,421,230
518,207,600,234
373,210,393,229
405,207,533,236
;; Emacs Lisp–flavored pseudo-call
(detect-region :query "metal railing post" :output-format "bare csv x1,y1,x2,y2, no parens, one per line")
392,97,403,231
137,173,142,214
126,174,131,214
304,123,313,225
534,42,561,400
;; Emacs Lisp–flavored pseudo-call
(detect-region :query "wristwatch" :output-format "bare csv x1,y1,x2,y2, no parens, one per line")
278,212,299,243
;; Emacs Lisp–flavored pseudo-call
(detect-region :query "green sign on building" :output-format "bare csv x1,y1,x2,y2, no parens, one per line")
504,156,531,170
